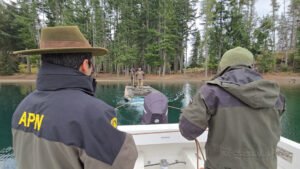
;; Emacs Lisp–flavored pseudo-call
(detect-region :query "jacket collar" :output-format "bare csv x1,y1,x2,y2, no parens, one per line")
36,62,96,96
211,65,262,85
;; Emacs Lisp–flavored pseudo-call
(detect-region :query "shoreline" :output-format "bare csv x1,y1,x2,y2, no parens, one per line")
0,72,300,86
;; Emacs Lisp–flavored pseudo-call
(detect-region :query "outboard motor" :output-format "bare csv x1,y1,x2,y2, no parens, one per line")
142,92,168,124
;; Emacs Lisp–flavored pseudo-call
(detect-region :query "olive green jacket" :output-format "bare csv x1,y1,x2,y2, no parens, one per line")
179,66,285,169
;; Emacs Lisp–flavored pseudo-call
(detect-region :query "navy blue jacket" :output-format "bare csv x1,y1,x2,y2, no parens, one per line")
12,62,137,169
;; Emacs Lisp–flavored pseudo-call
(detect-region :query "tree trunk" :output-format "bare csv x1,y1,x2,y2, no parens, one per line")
26,56,31,73
174,53,178,73
162,51,166,76
179,48,184,73
147,65,151,74
205,45,209,78
290,9,296,49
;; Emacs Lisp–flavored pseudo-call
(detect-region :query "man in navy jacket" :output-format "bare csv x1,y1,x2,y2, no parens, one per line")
12,26,137,169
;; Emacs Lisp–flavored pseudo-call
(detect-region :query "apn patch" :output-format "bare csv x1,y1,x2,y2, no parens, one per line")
18,111,44,131
110,117,118,128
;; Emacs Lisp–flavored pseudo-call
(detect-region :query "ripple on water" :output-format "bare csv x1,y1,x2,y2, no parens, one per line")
0,147,15,169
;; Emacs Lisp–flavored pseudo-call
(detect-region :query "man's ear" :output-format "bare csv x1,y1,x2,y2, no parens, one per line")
79,59,90,73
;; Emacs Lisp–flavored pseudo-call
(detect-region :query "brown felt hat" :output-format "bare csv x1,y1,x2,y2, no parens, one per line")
13,26,108,56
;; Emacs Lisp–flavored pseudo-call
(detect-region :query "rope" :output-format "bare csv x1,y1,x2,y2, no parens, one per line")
195,139,206,169
115,103,182,111
115,102,143,110
115,103,130,109
168,105,182,110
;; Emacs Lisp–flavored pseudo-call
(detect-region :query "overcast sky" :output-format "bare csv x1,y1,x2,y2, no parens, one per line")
255,0,290,17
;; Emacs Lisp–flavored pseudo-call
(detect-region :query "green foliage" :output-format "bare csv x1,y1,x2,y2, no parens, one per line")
279,64,289,72
0,51,17,75
0,0,299,75
15,0,38,49
205,0,251,71
256,50,275,73
145,44,162,67
208,56,219,71
0,2,26,74
185,67,204,73
189,31,201,68
293,26,300,72
18,63,38,74
297,25,300,60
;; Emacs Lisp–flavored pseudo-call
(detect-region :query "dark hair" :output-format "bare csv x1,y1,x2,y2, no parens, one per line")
41,53,92,69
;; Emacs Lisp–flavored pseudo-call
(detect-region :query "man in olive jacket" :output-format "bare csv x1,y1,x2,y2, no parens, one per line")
179,47,285,169
12,26,137,169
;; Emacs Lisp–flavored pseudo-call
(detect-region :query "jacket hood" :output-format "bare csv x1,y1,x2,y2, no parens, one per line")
208,66,280,108
37,62,96,96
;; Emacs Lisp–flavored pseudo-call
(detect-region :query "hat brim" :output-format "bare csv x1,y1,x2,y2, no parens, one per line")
13,47,108,56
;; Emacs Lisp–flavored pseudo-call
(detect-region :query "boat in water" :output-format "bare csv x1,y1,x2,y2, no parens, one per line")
124,86,160,101
118,124,300,169
123,86,169,125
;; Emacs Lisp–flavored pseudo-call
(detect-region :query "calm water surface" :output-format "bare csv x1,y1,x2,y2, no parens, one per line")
0,82,299,168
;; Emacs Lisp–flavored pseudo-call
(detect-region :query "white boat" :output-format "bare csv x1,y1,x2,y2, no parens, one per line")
118,124,300,169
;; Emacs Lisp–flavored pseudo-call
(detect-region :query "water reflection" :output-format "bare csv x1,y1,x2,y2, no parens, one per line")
280,86,300,142
0,84,33,169
116,97,144,125
181,83,192,107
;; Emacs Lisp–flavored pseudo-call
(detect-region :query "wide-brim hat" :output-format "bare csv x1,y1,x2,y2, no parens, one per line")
13,26,108,56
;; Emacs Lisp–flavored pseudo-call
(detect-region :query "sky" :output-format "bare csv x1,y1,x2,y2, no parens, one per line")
255,0,290,17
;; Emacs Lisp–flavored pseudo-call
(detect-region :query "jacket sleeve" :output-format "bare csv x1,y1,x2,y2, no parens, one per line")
277,94,286,116
179,90,211,140
79,106,138,169
111,133,137,169
79,133,137,169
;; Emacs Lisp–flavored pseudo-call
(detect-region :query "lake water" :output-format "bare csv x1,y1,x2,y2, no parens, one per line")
0,82,299,168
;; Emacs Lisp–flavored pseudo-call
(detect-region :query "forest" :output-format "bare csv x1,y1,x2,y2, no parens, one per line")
0,0,299,76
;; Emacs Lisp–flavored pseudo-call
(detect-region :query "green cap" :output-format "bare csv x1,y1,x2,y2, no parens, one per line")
219,47,254,72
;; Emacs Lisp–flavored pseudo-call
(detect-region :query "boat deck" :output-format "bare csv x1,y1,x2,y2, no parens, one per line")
118,124,300,169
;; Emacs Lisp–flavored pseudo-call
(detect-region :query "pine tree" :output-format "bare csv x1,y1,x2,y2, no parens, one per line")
0,2,19,74
252,17,274,72
189,31,201,68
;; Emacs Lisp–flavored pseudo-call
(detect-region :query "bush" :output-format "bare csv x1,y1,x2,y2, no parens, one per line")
256,50,275,73
185,67,205,73
0,52,17,75
18,63,38,74
280,64,289,72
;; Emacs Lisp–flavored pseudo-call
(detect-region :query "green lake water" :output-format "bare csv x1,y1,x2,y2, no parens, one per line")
0,82,299,168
